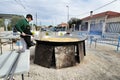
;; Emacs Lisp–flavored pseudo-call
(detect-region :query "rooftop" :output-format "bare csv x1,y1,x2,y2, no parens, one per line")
82,11,120,20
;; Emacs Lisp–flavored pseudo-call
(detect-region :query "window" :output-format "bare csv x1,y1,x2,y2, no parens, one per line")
100,20,105,23
91,21,95,24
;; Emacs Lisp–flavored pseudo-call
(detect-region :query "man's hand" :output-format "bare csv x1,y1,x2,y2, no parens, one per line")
21,32,26,36
32,34,34,37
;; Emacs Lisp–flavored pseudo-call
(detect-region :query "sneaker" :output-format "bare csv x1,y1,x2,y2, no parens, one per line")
7,77,15,80
17,49,25,53
30,42,36,46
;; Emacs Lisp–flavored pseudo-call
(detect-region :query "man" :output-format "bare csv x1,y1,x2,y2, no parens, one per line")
15,14,34,52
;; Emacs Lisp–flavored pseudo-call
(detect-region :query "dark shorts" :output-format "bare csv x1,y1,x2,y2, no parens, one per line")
20,35,32,49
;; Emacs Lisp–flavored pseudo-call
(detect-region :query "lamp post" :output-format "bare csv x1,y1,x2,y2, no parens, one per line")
66,5,69,30
36,12,37,26
66,5,69,22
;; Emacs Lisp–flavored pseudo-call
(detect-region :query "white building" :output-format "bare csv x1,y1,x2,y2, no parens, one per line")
81,11,120,34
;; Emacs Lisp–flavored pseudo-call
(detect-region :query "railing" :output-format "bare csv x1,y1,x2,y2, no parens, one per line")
117,36,120,51
89,32,120,51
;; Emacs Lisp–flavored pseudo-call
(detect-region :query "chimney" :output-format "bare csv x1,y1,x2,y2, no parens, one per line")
90,11,93,17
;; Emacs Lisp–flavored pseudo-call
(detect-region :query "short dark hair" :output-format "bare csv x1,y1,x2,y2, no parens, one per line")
26,14,33,20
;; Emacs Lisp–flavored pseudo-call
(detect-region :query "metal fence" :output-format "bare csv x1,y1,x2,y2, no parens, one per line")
89,23,103,35
105,22,120,33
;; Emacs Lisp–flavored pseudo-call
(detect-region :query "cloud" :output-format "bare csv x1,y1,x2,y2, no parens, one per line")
0,0,120,26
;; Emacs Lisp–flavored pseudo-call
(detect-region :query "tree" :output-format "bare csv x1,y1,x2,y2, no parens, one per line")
68,18,81,30
48,25,53,28
10,16,24,27
5,15,23,31
0,19,4,27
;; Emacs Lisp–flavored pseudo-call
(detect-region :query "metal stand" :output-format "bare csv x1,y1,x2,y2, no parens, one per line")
21,74,24,80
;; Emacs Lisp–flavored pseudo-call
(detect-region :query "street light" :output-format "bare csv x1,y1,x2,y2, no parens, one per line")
66,5,69,30
66,5,69,22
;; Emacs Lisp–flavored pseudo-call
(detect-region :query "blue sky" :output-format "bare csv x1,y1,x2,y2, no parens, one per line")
0,0,120,26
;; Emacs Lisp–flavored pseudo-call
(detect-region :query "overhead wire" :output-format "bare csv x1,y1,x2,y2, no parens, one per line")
0,0,12,3
93,0,117,11
70,0,118,17
14,0,26,10
0,0,119,20
0,0,27,14
18,0,26,9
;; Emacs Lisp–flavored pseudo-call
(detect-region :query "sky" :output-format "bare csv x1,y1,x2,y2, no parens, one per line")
0,0,120,26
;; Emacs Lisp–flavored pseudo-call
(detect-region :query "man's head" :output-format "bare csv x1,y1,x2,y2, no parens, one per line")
26,14,33,22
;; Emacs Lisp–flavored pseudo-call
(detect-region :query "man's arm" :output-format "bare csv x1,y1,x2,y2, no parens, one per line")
15,19,24,33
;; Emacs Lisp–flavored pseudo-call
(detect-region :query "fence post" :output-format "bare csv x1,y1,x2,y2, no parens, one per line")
117,36,120,51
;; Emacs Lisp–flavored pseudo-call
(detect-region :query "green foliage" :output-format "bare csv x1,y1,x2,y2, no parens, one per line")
68,17,82,28
10,16,24,27
48,25,53,28
35,26,41,31
6,15,24,31
0,15,23,31
7,24,12,31
68,18,81,24
0,19,4,27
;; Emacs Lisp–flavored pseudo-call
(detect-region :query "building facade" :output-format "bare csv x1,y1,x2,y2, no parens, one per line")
81,11,120,34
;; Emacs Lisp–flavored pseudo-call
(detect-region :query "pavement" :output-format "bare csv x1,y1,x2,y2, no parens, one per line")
0,41,120,80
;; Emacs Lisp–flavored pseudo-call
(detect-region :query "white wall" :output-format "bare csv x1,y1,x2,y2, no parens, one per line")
106,17,120,23
82,16,120,34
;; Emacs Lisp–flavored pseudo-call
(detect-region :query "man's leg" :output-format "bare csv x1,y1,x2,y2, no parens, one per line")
20,38,27,51
22,36,31,49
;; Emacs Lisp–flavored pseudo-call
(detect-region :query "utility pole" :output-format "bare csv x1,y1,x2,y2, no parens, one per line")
66,5,69,30
36,12,37,26
66,5,69,22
